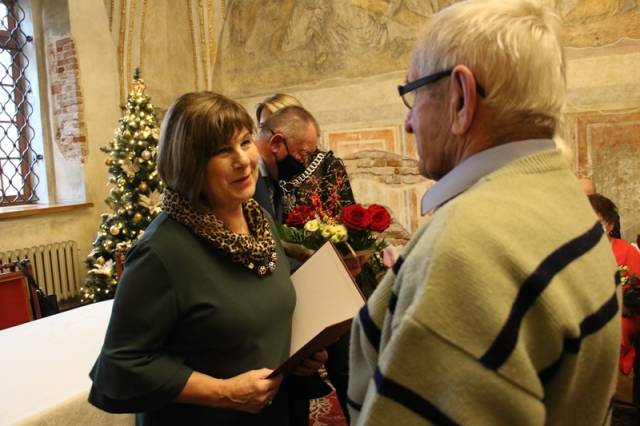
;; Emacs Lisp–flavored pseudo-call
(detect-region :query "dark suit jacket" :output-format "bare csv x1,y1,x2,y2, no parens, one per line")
254,174,283,223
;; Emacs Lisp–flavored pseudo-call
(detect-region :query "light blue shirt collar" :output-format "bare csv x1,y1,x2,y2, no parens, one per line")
421,138,556,215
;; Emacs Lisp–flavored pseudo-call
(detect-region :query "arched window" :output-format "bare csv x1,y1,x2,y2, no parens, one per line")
0,0,39,206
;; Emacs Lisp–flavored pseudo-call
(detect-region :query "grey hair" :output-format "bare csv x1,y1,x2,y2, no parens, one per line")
411,0,566,133
257,105,320,146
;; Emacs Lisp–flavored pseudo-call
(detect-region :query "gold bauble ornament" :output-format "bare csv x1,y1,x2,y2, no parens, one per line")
105,157,113,166
145,103,153,111
138,181,148,192
141,150,152,160
123,130,132,139
117,177,126,186
141,130,151,140
96,256,106,265
109,225,120,236
133,212,143,222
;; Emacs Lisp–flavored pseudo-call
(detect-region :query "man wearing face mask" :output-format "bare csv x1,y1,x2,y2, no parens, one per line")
254,105,355,423
255,105,355,222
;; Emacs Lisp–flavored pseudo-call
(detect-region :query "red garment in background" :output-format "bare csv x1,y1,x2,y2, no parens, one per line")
621,316,640,375
612,239,640,276
613,238,640,375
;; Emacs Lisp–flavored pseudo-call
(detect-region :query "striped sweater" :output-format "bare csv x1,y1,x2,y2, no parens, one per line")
348,150,620,425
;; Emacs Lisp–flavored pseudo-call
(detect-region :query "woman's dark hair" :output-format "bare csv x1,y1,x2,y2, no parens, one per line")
588,193,621,239
157,92,254,210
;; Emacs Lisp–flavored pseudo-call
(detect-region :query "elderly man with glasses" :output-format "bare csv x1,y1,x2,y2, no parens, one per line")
348,1,620,425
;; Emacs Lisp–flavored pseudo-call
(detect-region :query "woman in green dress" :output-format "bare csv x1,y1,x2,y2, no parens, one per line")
88,92,325,425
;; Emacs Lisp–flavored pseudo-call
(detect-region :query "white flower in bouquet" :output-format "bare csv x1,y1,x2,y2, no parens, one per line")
304,219,320,232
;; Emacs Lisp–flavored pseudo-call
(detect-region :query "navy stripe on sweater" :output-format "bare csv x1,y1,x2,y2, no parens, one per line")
392,256,405,274
481,222,604,370
615,269,623,287
388,291,398,315
359,304,381,351
347,396,362,411
538,291,618,385
373,368,459,425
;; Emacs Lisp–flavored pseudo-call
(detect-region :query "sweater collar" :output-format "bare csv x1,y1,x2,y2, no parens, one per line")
421,138,556,215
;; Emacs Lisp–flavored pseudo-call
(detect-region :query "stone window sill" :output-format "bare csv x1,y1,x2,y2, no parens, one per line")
0,202,94,220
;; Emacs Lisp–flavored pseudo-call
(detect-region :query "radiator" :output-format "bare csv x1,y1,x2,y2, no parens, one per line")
0,241,81,301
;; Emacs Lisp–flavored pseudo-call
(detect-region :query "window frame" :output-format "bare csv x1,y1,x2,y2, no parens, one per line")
0,0,35,206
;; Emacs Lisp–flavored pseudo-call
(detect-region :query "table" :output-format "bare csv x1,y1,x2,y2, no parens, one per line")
0,300,133,425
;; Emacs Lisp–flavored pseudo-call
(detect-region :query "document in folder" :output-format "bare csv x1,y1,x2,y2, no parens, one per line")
270,241,365,377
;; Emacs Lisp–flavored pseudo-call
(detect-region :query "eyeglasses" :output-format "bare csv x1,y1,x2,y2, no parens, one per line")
397,69,487,109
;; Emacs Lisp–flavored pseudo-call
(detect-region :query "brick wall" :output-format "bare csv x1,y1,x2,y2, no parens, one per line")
47,36,86,159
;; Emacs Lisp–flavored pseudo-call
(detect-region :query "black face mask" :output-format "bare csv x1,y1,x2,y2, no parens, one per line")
276,143,306,181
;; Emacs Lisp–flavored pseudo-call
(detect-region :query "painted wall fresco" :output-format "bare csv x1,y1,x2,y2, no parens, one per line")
213,0,639,96
560,0,640,47
573,110,640,242
213,0,455,96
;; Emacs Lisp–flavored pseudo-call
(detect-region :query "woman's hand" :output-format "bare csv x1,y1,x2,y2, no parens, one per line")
176,369,282,414
220,369,283,413
292,350,328,376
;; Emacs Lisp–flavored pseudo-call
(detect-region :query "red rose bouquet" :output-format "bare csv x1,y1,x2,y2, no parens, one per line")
278,202,392,279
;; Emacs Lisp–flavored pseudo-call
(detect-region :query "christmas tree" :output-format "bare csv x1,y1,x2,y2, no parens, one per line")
82,70,163,302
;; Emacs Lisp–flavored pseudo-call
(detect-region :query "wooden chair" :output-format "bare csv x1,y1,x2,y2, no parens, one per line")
0,261,41,330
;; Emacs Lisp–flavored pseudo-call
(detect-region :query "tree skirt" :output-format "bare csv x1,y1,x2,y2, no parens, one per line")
309,389,347,426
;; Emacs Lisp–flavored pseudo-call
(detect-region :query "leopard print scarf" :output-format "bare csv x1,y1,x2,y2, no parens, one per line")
162,188,278,277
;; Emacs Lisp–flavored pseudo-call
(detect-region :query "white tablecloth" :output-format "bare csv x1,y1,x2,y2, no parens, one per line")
0,300,133,425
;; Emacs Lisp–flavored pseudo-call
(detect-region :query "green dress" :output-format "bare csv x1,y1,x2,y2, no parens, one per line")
89,212,296,425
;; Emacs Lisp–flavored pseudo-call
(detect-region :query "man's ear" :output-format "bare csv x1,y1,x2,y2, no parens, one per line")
449,65,479,135
268,133,285,154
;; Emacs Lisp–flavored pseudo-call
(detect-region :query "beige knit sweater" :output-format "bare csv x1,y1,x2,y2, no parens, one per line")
348,150,620,425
